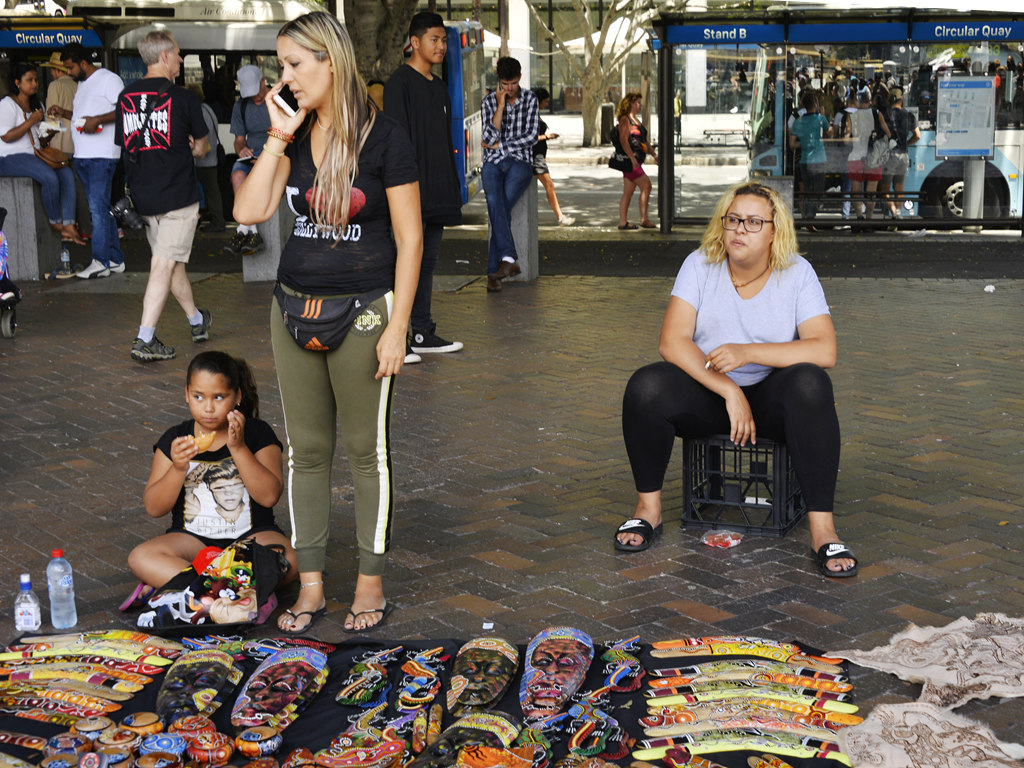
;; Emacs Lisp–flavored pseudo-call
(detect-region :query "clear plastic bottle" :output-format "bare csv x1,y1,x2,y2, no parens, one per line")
46,549,77,630
60,245,70,274
14,573,41,633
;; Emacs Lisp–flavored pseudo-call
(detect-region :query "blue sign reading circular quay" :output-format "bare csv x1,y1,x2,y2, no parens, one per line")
913,21,1024,42
0,29,104,48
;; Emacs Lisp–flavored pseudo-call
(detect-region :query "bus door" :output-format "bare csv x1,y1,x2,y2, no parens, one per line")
443,20,484,204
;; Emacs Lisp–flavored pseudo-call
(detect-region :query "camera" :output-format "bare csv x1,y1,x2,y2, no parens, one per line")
110,196,146,231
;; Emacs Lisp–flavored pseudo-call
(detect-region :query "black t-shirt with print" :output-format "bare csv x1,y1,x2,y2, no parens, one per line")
155,417,282,543
115,78,208,216
277,113,419,295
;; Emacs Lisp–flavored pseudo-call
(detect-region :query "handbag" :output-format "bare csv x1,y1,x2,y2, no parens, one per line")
137,536,289,635
34,146,69,170
608,150,633,173
274,282,388,352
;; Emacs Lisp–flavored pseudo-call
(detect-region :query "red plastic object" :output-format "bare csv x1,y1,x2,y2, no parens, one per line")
192,546,223,574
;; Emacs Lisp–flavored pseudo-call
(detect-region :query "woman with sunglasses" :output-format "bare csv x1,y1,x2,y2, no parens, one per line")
615,181,856,578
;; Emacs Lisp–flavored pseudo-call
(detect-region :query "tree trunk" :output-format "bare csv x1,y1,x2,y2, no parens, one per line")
581,78,607,147
343,0,419,82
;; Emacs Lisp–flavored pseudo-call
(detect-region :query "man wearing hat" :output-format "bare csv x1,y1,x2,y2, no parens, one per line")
59,42,126,279
41,52,76,156
224,65,269,257
41,51,89,232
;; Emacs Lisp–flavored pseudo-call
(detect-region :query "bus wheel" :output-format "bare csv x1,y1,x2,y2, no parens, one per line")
938,180,964,217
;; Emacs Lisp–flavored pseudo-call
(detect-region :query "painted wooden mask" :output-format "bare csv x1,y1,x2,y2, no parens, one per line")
156,650,243,724
231,647,329,731
446,637,518,718
518,627,594,722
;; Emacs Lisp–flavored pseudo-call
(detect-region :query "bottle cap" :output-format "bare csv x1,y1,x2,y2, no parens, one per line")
52,549,64,557
20,573,31,585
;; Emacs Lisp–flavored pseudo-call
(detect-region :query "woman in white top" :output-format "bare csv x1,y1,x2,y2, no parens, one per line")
0,63,84,244
615,181,857,578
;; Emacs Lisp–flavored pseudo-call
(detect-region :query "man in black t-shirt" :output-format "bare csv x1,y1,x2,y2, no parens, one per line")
384,12,463,362
116,30,210,363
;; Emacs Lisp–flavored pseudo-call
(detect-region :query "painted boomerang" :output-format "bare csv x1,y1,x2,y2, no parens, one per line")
632,729,851,765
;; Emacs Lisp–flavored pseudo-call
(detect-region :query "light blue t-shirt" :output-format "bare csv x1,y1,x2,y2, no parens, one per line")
791,112,830,165
671,249,830,386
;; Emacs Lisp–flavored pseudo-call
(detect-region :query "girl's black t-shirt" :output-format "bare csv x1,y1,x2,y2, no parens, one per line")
155,418,282,542
277,113,419,295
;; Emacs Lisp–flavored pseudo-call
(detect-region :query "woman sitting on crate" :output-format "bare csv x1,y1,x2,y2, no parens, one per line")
0,63,85,245
615,181,857,578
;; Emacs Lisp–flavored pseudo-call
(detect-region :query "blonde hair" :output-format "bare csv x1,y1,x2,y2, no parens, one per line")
616,92,642,120
278,11,375,236
700,181,799,271
138,30,176,67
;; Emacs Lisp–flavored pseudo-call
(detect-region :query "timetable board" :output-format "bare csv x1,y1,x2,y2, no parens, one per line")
935,77,996,158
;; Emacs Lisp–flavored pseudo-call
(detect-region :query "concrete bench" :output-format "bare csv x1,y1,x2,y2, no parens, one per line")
0,176,63,281
242,198,296,283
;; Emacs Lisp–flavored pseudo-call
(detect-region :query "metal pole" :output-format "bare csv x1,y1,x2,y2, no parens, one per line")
658,34,673,233
548,0,553,95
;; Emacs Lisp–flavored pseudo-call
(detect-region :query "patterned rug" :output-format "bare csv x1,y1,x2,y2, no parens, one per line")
837,701,1024,767
831,612,1024,708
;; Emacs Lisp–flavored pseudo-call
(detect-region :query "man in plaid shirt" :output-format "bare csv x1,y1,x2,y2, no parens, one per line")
480,57,538,292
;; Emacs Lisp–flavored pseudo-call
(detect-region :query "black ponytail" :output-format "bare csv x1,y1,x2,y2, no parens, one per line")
186,351,260,420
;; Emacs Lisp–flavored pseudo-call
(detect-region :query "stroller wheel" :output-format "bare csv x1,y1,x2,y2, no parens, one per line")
1,307,15,338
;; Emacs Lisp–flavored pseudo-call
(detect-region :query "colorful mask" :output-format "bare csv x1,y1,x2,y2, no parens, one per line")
231,647,328,731
406,712,520,768
446,638,518,718
335,647,403,708
316,703,405,768
519,628,594,722
156,650,242,723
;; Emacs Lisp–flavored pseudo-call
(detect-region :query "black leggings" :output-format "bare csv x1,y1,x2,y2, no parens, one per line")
622,362,840,511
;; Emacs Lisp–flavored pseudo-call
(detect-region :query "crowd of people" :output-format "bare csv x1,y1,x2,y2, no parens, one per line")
2,11,865,637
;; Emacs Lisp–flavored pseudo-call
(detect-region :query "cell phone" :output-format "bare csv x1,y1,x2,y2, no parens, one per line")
273,85,299,117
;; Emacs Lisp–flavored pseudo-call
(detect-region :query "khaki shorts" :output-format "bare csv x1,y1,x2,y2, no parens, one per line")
143,202,199,263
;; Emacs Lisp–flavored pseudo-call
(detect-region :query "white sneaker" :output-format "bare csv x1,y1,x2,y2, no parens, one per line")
558,216,576,226
76,259,110,279
108,261,126,274
404,346,422,365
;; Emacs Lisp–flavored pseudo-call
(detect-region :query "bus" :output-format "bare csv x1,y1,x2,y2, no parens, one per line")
443,20,484,204
657,6,1024,227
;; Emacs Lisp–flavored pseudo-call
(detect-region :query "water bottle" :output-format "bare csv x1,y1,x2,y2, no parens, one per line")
46,549,77,630
60,245,70,274
14,573,41,633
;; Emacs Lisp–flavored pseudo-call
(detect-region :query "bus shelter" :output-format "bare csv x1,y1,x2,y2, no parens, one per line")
653,7,1024,232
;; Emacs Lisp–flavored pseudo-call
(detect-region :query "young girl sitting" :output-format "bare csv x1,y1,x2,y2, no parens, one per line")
121,350,297,609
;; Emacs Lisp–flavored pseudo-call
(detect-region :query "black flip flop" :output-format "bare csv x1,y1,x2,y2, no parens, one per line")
614,518,663,552
816,542,859,578
279,605,326,635
343,600,394,634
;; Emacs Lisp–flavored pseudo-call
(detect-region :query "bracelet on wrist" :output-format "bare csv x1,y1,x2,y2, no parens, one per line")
262,147,285,158
267,127,295,143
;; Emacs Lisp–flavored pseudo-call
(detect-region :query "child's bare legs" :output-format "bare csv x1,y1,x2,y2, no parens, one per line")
127,532,206,589
537,172,565,221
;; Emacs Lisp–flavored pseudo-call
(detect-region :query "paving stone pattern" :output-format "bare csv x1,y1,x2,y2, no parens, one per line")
0,274,1021,742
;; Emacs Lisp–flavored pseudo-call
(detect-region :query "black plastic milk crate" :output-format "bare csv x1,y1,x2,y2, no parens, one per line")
682,434,807,536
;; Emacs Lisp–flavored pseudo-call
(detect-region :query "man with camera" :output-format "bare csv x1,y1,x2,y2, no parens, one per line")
115,30,211,362
56,43,125,280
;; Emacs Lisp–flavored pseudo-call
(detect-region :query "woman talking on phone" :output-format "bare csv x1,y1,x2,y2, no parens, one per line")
233,11,422,634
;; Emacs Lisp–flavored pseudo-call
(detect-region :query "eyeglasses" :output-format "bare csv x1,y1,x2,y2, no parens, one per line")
721,214,772,232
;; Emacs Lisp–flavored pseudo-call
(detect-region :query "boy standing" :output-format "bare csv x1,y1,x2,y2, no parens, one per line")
384,12,463,360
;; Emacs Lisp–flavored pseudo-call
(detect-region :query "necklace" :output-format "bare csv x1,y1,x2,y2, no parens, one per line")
727,260,771,288
316,115,331,131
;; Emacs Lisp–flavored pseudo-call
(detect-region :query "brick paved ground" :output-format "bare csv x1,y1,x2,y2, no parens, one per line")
0,270,1022,742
